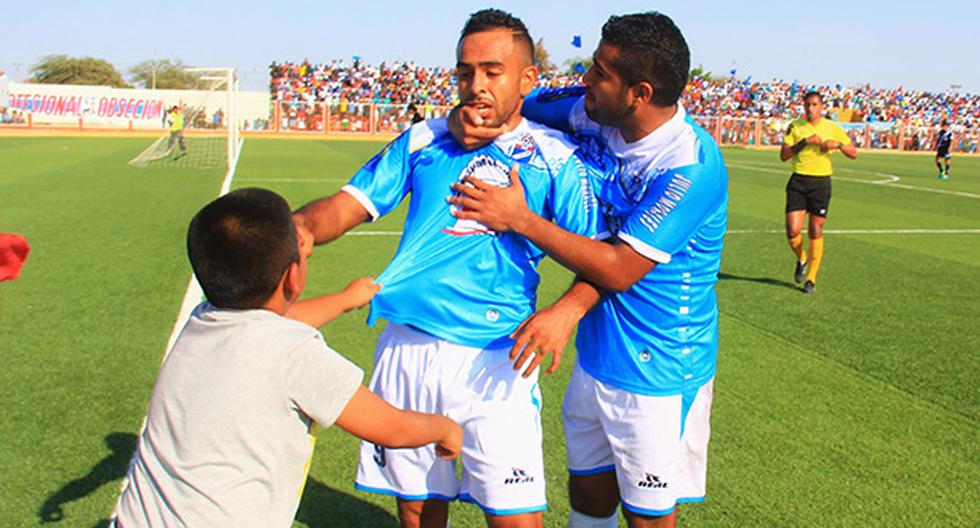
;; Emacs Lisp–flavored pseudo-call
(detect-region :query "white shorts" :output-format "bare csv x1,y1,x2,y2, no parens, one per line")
562,361,713,517
355,324,547,515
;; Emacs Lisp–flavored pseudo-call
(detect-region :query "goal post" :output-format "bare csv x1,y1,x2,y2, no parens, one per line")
129,67,241,170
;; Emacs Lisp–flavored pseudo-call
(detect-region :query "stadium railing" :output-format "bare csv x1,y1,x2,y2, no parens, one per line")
4,98,977,154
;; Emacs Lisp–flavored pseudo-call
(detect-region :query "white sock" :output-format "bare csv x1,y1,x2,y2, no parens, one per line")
568,508,618,528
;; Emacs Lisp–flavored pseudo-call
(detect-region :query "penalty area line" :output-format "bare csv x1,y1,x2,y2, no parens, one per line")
349,228,980,236
726,228,980,235
726,162,980,199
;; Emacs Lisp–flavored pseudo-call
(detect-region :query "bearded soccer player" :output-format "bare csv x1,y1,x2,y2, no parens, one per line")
449,12,727,528
294,9,603,528
780,91,857,293
934,120,952,180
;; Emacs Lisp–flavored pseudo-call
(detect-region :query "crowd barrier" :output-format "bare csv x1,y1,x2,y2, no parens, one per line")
4,101,977,154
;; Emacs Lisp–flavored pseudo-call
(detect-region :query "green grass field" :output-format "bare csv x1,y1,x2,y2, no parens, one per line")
1,135,977,527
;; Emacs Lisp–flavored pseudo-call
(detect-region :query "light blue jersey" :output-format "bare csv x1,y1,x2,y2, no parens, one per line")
345,117,600,349
524,87,728,397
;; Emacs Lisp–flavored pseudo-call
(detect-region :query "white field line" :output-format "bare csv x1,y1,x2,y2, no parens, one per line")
236,178,349,183
113,140,247,519
726,162,980,199
726,228,980,235
346,228,980,236
163,137,245,363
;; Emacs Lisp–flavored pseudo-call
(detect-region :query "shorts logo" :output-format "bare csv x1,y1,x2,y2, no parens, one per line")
485,309,500,322
638,473,668,489
373,444,387,468
504,467,535,485
638,351,652,363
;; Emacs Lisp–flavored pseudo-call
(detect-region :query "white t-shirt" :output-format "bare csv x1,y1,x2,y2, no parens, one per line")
114,303,363,527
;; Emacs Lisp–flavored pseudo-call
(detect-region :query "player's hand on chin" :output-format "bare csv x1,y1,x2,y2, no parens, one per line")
508,303,580,378
447,164,530,233
448,105,508,150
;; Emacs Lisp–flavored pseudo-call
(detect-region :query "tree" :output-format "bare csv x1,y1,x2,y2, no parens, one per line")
31,55,130,87
533,38,555,72
690,64,714,82
129,59,202,90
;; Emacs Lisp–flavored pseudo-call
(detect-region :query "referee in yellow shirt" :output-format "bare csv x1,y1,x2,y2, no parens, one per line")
780,91,857,293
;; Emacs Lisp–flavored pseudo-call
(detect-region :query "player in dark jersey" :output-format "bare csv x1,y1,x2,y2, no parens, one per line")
935,121,952,180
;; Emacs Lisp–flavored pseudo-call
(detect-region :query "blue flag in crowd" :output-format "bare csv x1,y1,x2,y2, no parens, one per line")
573,62,587,74
571,35,582,48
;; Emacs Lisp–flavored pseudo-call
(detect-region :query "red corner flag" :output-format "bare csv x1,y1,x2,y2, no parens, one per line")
0,233,30,281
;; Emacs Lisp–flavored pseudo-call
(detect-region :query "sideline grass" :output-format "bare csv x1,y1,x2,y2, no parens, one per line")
0,137,976,527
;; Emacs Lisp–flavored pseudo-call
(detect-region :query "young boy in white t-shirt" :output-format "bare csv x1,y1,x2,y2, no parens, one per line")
112,188,462,527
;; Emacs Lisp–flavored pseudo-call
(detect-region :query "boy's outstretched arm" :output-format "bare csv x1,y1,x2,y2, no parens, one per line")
335,386,462,460
285,277,381,328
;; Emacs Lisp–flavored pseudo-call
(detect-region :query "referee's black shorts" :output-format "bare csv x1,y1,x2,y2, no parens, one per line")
937,147,951,159
785,173,832,217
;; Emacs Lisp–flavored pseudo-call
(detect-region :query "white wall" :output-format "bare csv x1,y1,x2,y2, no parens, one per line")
5,82,269,129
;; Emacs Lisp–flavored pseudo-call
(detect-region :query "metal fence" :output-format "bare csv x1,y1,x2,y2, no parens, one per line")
691,115,979,153
267,101,453,134
5,100,978,154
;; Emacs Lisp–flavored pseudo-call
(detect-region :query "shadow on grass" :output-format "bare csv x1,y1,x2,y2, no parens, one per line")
36,432,395,527
719,272,799,291
38,432,136,526
295,478,397,527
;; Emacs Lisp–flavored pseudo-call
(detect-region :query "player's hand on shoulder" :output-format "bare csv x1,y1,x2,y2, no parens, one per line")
448,105,507,151
343,277,381,311
434,416,463,460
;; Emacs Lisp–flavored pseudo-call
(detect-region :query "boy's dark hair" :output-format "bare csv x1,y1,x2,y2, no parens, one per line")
187,188,298,309
460,8,534,63
804,91,824,103
601,12,690,107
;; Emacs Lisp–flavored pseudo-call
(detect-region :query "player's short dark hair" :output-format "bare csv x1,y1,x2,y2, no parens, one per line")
601,12,690,107
460,8,534,64
804,91,823,103
187,187,299,309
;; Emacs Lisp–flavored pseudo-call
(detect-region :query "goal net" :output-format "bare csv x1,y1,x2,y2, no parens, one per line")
129,67,241,170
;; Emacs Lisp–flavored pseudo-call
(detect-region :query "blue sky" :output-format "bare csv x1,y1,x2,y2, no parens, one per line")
3,1,978,94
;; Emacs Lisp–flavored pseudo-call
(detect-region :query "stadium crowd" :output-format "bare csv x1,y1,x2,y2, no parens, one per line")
269,59,980,129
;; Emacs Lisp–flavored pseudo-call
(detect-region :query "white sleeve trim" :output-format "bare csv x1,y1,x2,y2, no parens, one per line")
618,232,672,264
341,184,380,222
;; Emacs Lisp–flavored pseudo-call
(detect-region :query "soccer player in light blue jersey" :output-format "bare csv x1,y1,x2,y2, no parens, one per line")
448,12,727,528
294,9,602,528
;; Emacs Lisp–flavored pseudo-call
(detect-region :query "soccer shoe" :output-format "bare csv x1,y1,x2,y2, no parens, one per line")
938,172,948,180
794,260,808,284
803,280,816,294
